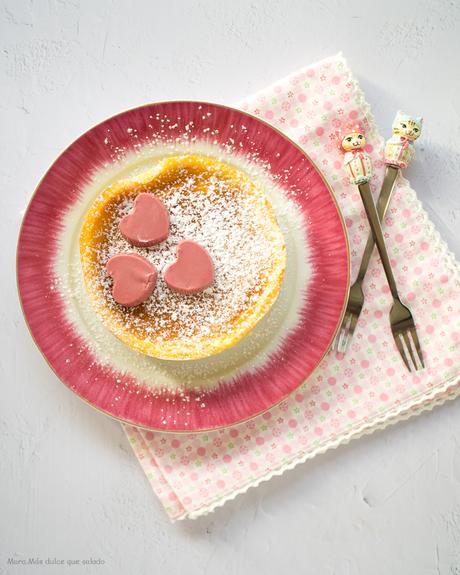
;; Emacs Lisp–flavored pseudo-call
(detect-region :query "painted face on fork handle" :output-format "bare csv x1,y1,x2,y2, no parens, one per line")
341,131,366,152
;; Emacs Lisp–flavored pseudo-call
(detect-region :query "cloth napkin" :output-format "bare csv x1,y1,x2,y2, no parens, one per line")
123,54,460,521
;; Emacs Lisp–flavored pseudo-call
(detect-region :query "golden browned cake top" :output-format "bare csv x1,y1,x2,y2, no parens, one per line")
80,154,286,360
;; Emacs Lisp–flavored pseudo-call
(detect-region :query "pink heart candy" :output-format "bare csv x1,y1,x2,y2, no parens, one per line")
164,240,214,294
106,253,157,307
119,193,169,247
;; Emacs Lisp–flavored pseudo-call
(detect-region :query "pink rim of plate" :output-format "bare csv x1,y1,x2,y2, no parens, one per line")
17,101,349,432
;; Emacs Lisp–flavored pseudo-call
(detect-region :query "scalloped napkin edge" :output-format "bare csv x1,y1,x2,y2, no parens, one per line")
123,53,460,521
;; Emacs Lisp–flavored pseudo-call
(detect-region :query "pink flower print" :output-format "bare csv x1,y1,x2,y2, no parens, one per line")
266,452,276,463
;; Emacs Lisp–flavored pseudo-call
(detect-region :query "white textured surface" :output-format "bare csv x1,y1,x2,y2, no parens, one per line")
1,1,460,573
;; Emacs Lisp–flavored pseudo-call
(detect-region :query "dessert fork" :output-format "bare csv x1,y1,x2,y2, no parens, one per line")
357,179,424,371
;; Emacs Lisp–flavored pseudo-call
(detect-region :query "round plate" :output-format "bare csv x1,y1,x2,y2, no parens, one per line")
17,101,349,432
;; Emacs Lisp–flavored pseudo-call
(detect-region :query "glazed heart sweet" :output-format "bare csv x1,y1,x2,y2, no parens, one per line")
164,240,214,294
106,253,157,307
119,193,169,247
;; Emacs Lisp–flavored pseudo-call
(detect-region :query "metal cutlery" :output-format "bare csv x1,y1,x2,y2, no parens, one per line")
332,115,425,370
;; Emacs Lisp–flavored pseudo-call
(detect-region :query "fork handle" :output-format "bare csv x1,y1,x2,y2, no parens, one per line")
356,165,399,282
357,182,400,300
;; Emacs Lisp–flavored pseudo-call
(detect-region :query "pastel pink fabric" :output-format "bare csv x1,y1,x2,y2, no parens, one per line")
124,54,460,520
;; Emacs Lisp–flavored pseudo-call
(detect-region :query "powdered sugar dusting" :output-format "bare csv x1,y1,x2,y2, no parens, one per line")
83,155,285,356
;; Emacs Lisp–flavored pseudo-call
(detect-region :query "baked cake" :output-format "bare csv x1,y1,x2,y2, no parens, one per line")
80,154,286,360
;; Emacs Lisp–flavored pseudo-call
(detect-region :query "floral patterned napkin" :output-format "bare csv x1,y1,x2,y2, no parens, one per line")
124,54,460,520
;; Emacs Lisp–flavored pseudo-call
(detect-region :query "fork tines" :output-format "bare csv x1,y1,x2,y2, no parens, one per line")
333,311,359,354
392,327,425,372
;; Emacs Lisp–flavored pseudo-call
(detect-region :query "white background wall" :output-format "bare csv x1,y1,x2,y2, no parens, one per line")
1,1,460,574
